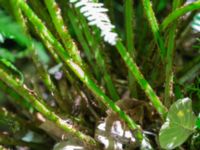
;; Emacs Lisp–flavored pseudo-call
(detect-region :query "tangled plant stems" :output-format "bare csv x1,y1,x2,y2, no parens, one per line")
17,0,144,144
0,0,200,149
70,0,168,118
0,67,98,147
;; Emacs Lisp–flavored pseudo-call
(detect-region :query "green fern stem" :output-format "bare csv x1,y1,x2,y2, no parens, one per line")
75,9,120,101
18,0,143,141
45,0,119,101
67,9,99,78
116,41,167,118
161,0,200,31
32,51,69,112
0,81,31,110
11,0,69,112
125,0,135,57
0,67,98,147
10,0,27,31
68,8,120,101
164,0,182,107
44,0,83,66
142,0,166,60
125,0,138,98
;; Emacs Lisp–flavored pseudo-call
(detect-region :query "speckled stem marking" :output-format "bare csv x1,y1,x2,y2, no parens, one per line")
142,0,166,60
116,41,168,118
0,67,98,146
44,0,83,65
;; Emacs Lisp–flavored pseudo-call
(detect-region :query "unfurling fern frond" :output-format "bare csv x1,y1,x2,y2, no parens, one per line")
69,0,118,45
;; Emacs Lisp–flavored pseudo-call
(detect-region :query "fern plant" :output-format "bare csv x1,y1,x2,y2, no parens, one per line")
0,0,200,149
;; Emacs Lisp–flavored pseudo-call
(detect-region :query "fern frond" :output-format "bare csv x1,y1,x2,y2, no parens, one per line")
69,0,118,45
0,10,30,46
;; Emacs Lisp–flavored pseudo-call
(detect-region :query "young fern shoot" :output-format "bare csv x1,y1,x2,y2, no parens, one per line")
69,0,118,45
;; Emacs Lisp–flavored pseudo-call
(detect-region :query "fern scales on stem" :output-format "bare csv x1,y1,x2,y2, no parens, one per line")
70,0,167,118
